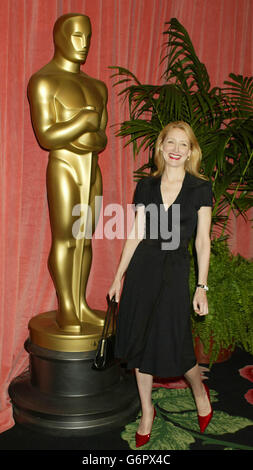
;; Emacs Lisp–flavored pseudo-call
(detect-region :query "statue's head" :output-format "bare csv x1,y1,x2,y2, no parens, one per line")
53,13,91,64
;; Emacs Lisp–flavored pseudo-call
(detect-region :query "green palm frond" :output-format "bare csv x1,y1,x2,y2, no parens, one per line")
109,66,142,87
116,119,161,158
162,18,211,93
223,73,253,114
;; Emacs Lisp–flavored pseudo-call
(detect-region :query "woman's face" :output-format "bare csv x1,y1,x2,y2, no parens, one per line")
161,127,191,168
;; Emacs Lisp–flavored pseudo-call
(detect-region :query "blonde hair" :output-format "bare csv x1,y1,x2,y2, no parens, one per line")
151,121,209,181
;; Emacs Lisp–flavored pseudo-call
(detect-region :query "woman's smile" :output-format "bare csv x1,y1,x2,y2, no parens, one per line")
169,153,182,160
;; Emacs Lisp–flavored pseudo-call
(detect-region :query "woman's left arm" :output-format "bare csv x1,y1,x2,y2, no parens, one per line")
193,206,212,316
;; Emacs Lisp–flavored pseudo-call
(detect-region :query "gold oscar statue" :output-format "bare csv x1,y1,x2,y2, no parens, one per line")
9,14,140,434
27,13,108,351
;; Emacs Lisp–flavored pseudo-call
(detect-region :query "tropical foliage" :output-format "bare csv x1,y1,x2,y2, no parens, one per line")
110,17,253,239
189,238,253,365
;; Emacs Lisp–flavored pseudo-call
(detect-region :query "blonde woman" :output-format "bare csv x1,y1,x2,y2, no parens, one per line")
109,121,213,447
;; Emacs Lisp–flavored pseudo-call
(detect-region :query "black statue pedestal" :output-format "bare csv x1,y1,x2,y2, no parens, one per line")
8,339,140,436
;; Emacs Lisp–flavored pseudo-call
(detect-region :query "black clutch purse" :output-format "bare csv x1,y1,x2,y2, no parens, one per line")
92,293,118,371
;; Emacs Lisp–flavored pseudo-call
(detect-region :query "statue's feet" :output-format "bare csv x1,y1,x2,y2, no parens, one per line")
80,302,105,326
56,310,82,333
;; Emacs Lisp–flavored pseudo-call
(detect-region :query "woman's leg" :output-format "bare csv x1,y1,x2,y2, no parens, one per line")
135,368,155,434
184,363,211,415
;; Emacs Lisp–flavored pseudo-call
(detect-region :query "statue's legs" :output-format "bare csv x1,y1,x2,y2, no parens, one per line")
46,156,82,332
79,159,103,323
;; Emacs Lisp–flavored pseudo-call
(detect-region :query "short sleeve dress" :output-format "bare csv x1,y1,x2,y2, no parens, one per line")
114,171,213,378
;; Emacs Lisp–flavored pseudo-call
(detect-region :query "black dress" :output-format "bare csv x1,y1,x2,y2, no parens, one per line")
114,171,213,378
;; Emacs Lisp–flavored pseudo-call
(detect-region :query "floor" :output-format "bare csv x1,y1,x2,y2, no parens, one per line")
0,347,252,460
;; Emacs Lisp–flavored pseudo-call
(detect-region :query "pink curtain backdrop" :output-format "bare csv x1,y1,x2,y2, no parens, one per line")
0,0,252,432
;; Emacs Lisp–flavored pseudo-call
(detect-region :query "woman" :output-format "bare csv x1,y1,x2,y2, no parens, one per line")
108,121,213,447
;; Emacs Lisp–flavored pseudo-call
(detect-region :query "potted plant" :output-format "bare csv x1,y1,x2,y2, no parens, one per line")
189,238,253,366
110,18,253,365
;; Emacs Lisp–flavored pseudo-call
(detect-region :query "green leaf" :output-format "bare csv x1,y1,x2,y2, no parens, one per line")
163,18,211,93
121,416,195,450
121,387,253,450
204,412,253,435
223,73,253,114
168,410,253,436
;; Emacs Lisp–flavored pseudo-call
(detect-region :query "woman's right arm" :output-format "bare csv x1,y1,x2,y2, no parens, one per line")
108,205,145,302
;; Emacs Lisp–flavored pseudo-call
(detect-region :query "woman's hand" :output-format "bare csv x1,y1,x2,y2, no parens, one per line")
108,276,122,303
193,288,208,316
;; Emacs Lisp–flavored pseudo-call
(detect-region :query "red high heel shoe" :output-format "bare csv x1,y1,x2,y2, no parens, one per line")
135,406,156,448
198,382,213,433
